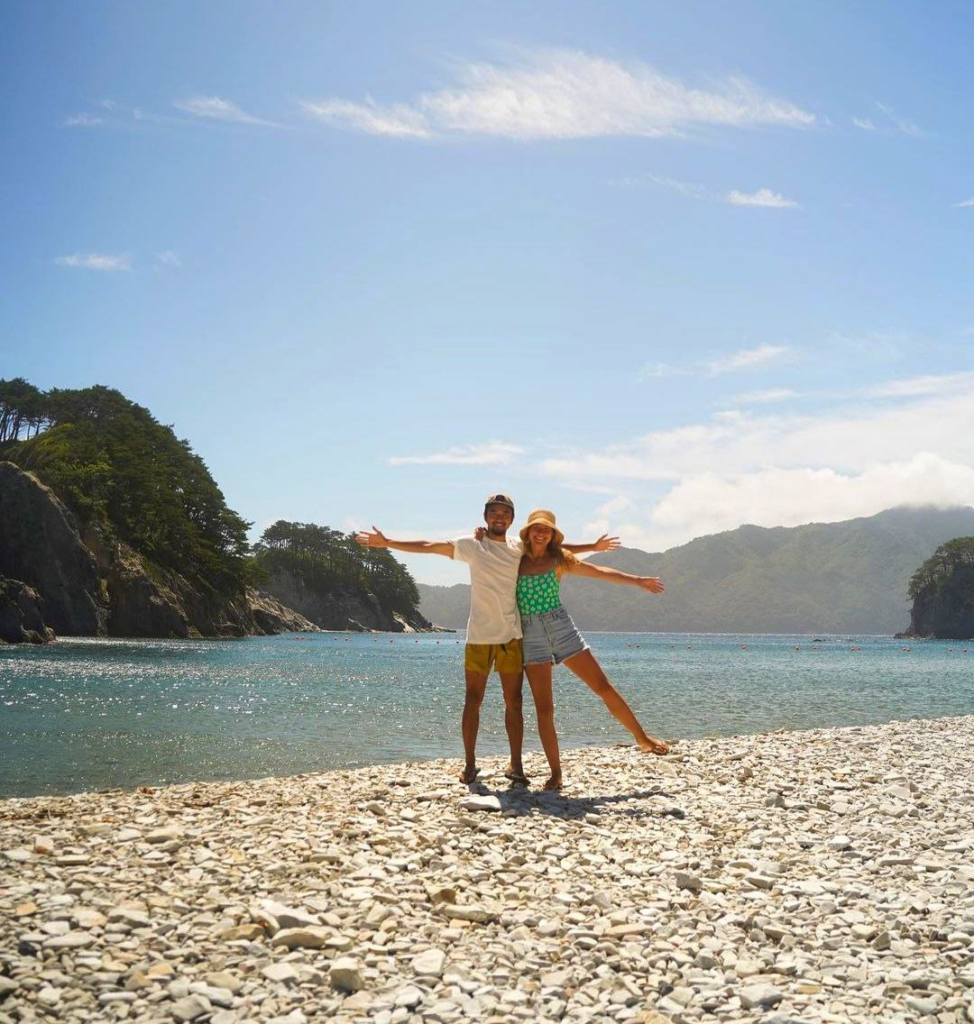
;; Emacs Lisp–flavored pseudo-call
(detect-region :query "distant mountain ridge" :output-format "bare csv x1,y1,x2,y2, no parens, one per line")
417,506,974,635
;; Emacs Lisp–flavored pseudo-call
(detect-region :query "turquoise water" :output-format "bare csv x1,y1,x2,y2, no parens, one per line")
1,632,972,798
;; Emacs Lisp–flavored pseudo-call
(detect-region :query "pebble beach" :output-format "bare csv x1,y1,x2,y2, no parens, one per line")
2,715,973,1024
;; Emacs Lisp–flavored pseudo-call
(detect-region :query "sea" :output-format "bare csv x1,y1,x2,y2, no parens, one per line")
1,631,972,799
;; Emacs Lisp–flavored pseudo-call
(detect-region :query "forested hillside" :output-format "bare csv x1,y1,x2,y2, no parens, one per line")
418,506,974,634
253,521,433,631
0,378,252,597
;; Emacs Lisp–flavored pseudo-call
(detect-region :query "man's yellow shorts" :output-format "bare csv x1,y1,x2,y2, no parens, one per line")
464,639,523,676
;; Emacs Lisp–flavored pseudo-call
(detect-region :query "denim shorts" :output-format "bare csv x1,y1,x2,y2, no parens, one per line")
520,605,589,666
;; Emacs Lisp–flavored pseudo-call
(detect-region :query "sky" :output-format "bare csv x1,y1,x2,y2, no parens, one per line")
3,1,974,585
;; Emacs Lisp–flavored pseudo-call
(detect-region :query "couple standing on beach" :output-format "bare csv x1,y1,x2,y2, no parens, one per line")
356,493,668,790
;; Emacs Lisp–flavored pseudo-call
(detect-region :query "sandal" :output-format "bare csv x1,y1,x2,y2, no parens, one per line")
458,766,480,784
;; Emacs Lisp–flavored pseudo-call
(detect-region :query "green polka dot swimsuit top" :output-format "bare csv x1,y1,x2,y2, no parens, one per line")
516,567,562,616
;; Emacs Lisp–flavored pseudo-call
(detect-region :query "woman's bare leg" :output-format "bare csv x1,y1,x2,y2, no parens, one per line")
525,663,562,789
562,649,668,754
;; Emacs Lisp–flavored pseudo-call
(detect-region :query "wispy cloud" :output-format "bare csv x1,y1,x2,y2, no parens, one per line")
303,48,815,141
864,372,974,399
731,387,798,404
302,99,432,138
174,96,277,127
708,344,791,375
957,198,974,209
63,113,103,127
617,174,709,200
55,252,131,271
156,250,181,268
852,100,922,137
389,441,525,466
636,345,794,381
638,361,687,380
726,188,799,209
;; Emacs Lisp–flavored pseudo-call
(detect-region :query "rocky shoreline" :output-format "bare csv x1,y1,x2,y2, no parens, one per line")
2,716,973,1024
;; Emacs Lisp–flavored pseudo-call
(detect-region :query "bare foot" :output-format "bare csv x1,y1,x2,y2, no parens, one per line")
638,736,670,755
543,773,562,791
458,765,480,784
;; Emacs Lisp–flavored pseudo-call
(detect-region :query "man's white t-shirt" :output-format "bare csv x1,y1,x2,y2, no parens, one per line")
452,535,524,644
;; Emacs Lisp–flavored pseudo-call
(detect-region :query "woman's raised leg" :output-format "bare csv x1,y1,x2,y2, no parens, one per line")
525,663,562,789
562,649,668,754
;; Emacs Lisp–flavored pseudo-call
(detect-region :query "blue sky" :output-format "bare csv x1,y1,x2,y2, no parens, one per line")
3,1,974,585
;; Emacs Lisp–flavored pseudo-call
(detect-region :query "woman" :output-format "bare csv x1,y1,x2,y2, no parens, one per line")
517,508,669,790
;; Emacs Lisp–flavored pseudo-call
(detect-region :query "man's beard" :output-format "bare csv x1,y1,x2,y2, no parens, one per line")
487,523,508,536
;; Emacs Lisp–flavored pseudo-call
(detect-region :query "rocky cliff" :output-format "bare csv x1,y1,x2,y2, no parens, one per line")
0,461,104,635
904,562,974,639
0,462,317,640
264,565,438,632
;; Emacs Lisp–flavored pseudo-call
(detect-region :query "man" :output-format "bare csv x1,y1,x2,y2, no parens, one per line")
356,493,618,784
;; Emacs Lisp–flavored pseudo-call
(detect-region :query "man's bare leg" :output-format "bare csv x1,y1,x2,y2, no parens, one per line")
460,670,488,782
499,670,526,780
563,649,669,754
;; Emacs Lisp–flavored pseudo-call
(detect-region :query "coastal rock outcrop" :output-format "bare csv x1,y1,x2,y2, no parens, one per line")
904,561,974,639
0,462,317,640
0,462,105,635
0,576,55,643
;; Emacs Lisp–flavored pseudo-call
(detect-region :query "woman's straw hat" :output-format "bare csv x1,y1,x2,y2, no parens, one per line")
519,508,564,547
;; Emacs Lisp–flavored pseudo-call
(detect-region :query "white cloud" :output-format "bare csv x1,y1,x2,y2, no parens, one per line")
174,96,275,126
708,344,791,375
639,454,974,548
303,48,815,140
101,99,116,111
156,250,181,267
541,380,974,551
55,252,131,271
731,387,798,404
583,495,634,540
617,175,798,209
63,113,103,127
957,198,974,209
852,117,877,131
726,187,799,208
389,441,525,466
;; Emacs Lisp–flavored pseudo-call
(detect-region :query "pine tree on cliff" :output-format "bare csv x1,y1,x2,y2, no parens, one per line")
0,379,252,596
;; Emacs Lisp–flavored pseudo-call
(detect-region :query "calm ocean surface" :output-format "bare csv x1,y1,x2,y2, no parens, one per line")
2,631,972,798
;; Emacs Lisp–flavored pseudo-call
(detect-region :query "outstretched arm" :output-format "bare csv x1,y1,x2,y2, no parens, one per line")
563,534,620,555
566,558,663,593
355,527,454,558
